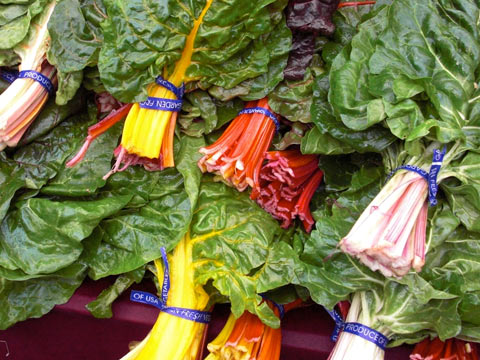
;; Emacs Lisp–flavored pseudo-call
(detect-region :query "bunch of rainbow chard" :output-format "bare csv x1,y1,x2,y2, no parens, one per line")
0,1,57,150
250,149,323,232
316,0,480,278
410,337,478,360
198,98,279,191
49,0,291,178
206,299,302,360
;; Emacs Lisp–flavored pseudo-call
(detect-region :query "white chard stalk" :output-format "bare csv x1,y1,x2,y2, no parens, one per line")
328,293,389,360
0,1,57,150
340,169,429,277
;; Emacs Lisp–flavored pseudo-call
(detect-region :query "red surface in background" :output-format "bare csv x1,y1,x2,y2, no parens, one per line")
0,278,429,360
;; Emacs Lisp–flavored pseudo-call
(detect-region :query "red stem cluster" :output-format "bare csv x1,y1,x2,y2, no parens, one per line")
250,149,323,232
410,338,478,360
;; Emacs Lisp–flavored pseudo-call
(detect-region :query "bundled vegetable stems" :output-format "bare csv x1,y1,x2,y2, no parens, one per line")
250,149,323,232
328,292,390,360
206,299,302,360
340,169,429,277
121,234,209,360
0,1,56,150
410,337,478,360
198,98,278,191
340,143,461,278
117,0,213,168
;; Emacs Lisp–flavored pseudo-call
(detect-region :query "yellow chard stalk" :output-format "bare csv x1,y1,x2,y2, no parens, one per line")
120,234,210,360
120,0,213,164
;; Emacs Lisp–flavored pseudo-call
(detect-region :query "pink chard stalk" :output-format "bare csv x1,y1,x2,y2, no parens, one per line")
340,169,430,278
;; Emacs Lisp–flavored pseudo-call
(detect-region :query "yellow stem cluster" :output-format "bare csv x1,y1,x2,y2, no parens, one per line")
121,234,209,360
121,0,213,161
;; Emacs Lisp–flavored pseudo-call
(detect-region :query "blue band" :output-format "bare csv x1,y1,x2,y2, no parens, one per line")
238,107,280,132
388,147,446,206
324,307,344,342
139,97,183,111
155,76,184,99
0,69,18,83
427,147,446,206
130,247,211,324
343,322,389,350
259,294,285,319
18,70,54,94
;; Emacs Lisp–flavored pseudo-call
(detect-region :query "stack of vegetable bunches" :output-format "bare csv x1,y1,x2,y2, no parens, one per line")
1,0,480,359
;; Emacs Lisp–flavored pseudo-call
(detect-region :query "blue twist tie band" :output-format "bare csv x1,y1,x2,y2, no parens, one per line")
155,76,185,99
238,107,280,132
324,307,344,342
0,69,18,83
343,322,389,350
130,247,211,324
140,76,185,112
259,294,285,319
18,70,54,95
324,307,389,350
387,147,446,206
139,97,183,111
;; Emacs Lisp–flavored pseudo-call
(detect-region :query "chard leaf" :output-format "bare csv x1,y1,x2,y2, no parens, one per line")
40,121,121,197
13,111,93,189
191,178,287,328
268,67,314,123
178,91,243,137
18,89,86,146
0,262,86,330
98,0,290,102
47,0,105,73
175,135,205,210
85,266,145,318
206,16,291,102
310,73,395,154
0,153,25,222
442,182,480,232
329,0,480,143
0,194,131,275
83,173,191,279
54,69,83,105
300,126,354,155
0,0,48,49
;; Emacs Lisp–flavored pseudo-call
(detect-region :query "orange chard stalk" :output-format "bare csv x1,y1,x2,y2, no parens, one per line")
205,299,302,360
198,98,278,191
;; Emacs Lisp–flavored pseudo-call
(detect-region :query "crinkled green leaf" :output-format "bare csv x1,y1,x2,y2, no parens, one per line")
207,17,291,102
98,0,289,102
191,178,286,328
329,0,480,143
13,113,90,189
175,135,205,210
86,266,145,318
178,91,243,137
41,121,121,197
54,69,83,105
0,194,131,275
0,262,86,330
0,152,25,222
47,0,105,73
0,0,48,49
18,89,86,146
310,73,395,154
268,67,314,123
83,174,190,279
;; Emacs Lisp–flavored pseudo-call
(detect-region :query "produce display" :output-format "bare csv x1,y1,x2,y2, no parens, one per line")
1,0,479,359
